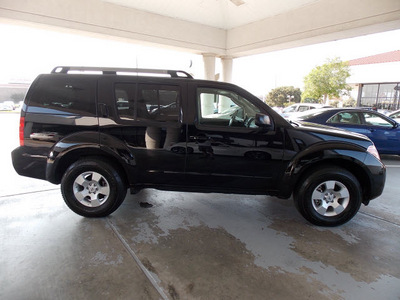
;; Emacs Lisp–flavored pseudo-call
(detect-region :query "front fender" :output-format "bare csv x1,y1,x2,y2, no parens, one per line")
277,141,369,198
286,141,367,176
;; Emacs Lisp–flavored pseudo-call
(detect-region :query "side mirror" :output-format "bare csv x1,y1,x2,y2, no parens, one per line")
255,113,272,128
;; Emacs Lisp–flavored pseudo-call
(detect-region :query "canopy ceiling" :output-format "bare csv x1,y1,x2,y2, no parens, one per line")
1,0,399,57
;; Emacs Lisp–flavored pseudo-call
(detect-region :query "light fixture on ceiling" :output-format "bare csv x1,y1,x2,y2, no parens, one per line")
230,0,245,6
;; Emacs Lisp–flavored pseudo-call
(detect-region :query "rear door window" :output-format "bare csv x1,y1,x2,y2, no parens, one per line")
115,83,181,122
328,112,361,124
138,84,180,122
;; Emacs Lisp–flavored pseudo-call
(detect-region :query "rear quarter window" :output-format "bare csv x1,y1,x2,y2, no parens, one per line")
27,75,96,115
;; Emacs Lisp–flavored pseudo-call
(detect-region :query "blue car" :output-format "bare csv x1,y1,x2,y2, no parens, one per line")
291,108,400,155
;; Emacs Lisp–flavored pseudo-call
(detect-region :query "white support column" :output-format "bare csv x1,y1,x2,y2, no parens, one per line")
219,56,234,113
202,53,216,80
221,56,233,83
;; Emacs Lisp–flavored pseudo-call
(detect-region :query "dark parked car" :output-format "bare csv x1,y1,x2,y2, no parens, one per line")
291,108,400,155
11,67,386,226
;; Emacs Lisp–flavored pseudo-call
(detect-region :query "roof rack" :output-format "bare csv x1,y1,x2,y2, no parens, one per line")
51,66,193,78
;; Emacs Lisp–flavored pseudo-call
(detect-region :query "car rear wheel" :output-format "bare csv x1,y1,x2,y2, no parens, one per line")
294,167,362,226
61,158,127,217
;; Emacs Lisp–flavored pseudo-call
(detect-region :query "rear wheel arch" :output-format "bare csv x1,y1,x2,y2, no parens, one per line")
48,147,128,186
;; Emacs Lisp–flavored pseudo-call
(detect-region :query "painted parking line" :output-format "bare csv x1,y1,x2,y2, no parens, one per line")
384,165,400,168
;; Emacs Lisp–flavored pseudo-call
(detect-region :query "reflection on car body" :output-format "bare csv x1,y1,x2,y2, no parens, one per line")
167,138,284,160
30,132,60,142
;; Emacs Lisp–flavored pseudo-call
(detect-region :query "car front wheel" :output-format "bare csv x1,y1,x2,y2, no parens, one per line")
294,167,362,226
61,158,127,217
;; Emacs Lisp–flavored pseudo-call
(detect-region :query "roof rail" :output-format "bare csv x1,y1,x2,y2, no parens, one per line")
51,66,193,78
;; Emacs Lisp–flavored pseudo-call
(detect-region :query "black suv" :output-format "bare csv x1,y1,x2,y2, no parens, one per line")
12,66,386,226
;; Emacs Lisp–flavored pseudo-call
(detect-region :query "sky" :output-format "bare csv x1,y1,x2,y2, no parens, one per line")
234,29,400,96
1,22,399,97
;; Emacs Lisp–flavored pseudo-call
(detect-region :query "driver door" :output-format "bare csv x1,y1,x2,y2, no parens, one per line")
184,85,285,193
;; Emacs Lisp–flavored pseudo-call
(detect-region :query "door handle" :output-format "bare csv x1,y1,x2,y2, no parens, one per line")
98,103,109,117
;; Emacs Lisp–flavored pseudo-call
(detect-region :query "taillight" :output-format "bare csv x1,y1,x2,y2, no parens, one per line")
19,117,25,146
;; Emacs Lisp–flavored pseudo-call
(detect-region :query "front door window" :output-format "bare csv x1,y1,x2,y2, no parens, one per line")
197,88,260,129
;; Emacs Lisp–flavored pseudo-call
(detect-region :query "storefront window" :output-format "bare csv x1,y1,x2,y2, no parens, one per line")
359,83,400,111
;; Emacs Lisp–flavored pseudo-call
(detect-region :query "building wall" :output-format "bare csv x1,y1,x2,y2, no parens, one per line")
348,62,400,110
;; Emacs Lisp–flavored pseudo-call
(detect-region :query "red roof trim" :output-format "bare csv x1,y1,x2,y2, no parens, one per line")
348,50,400,66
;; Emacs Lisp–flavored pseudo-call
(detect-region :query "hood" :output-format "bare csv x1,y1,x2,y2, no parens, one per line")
294,120,372,142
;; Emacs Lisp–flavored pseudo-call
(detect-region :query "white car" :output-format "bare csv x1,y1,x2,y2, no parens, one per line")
0,102,15,111
387,109,400,121
281,103,332,119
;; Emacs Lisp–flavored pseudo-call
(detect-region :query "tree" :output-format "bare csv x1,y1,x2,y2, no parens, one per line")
265,86,302,107
302,58,351,104
343,97,356,107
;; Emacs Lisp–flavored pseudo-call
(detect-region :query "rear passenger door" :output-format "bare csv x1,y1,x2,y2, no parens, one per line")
98,77,187,185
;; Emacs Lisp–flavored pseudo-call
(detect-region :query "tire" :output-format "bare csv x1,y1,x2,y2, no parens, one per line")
294,167,362,227
61,158,127,217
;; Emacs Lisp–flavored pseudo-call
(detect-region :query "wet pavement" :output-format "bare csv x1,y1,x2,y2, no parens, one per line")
1,113,400,299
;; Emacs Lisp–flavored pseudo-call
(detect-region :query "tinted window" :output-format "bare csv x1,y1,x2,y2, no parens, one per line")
197,88,260,128
28,75,96,115
115,83,180,122
115,83,135,119
138,84,180,122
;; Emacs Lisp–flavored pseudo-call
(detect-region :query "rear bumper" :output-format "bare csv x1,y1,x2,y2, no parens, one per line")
11,146,47,181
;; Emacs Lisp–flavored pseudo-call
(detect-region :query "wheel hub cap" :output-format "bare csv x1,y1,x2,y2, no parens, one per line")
73,171,110,208
87,182,99,194
311,180,350,217
324,192,335,203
